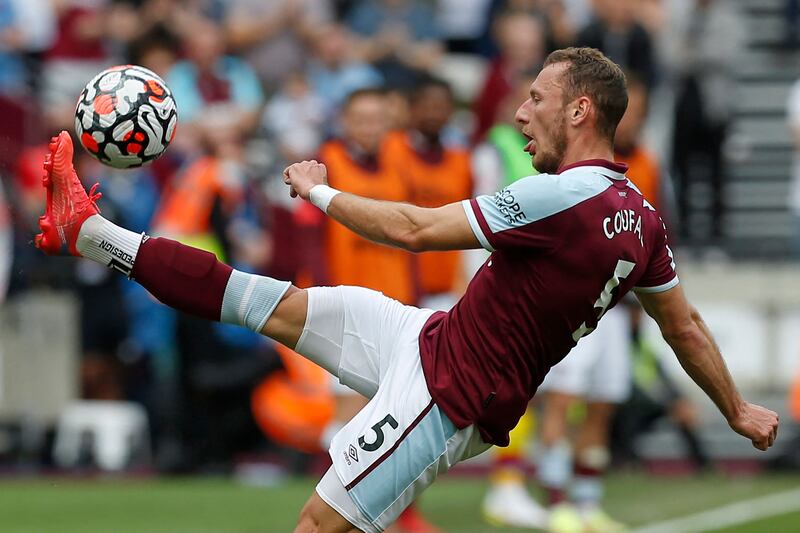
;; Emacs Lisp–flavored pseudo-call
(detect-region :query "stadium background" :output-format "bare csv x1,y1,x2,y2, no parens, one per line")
0,0,799,531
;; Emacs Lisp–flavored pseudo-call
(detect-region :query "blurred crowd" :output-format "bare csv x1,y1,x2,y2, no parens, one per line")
2,0,800,485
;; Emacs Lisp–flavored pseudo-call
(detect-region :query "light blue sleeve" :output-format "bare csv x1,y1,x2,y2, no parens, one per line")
166,62,201,123
229,58,264,111
464,172,612,251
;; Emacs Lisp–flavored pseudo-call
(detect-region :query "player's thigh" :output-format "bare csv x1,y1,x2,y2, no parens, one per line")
297,285,432,399
585,306,632,403
324,341,489,532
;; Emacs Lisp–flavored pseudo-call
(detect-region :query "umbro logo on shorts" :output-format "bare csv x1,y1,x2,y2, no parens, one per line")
344,444,359,466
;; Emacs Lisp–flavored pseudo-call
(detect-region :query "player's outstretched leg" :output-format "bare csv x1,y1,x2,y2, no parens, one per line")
34,130,331,363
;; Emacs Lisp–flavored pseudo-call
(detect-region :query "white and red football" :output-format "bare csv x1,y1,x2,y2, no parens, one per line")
75,65,177,169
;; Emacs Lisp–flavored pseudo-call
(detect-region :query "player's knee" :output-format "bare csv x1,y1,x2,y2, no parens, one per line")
281,285,307,310
261,285,307,342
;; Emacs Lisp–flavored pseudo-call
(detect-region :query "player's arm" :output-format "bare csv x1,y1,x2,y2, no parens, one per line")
283,160,481,252
635,286,779,450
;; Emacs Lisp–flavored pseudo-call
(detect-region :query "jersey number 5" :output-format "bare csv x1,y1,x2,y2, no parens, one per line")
358,414,399,452
571,259,635,341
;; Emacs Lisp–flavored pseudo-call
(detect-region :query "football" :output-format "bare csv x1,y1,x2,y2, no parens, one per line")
74,65,177,169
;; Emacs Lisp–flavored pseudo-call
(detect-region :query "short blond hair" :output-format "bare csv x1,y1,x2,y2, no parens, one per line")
544,47,628,141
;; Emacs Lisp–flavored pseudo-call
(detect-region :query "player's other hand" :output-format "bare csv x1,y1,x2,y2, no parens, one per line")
728,402,779,451
283,160,328,200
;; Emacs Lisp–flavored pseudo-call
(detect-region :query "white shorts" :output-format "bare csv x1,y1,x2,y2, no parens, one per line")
297,286,490,532
327,291,459,397
539,305,632,403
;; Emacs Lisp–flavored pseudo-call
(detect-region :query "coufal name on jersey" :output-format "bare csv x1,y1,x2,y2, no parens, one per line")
603,209,643,247
494,189,526,224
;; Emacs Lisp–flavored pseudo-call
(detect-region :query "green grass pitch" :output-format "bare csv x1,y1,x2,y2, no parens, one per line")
1,472,798,532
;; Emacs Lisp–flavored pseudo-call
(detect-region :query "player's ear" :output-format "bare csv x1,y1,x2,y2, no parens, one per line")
570,96,591,126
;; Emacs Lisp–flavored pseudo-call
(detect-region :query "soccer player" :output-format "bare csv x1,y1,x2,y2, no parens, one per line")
36,48,778,533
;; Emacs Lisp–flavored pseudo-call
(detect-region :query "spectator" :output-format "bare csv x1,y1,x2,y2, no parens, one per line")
485,0,583,52
473,11,545,143
0,0,54,169
435,0,492,54
0,0,55,96
263,71,327,171
346,0,443,89
125,24,180,79
166,16,264,157
316,88,414,303
224,0,333,91
665,0,743,243
41,0,109,131
385,77,473,311
306,23,383,121
575,0,656,90
106,0,200,53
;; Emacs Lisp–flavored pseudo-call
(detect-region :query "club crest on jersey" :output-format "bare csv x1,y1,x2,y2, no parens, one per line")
494,188,526,224
603,209,643,247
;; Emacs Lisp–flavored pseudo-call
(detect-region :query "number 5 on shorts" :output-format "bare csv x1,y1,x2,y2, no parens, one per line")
359,414,399,452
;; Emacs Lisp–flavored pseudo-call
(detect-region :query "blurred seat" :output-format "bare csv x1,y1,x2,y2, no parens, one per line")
53,401,150,471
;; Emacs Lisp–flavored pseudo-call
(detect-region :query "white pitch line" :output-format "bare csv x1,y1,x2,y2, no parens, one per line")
629,487,800,533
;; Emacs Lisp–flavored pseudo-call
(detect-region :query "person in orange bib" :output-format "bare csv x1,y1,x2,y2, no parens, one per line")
319,88,415,305
385,77,472,311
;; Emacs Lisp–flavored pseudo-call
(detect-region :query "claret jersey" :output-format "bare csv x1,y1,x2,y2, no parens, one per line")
418,159,678,446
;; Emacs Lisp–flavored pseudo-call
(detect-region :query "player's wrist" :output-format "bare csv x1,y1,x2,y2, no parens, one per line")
309,184,341,214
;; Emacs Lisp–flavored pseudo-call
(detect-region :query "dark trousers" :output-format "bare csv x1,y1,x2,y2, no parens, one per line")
611,386,710,469
672,76,728,241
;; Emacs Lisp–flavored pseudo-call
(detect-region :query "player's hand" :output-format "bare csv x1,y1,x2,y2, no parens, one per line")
283,160,328,200
728,402,779,451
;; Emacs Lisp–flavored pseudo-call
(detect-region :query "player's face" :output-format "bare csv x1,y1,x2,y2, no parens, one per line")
515,63,569,174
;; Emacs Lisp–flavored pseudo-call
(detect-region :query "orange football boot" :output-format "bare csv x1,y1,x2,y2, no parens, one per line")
35,131,102,256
